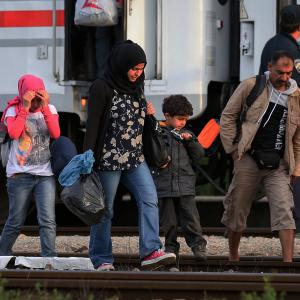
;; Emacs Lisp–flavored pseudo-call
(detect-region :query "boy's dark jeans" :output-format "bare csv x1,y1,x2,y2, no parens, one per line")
159,196,207,255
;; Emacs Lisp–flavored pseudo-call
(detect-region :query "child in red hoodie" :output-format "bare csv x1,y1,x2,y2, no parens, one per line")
0,74,60,257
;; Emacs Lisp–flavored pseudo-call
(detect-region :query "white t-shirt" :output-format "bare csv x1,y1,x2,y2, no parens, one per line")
5,104,58,177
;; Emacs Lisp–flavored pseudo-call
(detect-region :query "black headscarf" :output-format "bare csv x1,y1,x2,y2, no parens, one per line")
102,40,147,97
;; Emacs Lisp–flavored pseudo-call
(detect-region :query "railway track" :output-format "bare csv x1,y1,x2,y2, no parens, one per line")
10,225,274,237
8,253,300,273
1,269,300,300
3,254,300,299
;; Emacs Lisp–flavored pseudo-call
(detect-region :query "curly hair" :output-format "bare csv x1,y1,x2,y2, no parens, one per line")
162,95,193,117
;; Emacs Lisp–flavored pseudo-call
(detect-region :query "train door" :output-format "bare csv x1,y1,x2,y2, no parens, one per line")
65,0,125,82
64,0,158,82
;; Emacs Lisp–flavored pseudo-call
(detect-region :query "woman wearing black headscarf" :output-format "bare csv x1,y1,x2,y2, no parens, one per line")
84,40,176,271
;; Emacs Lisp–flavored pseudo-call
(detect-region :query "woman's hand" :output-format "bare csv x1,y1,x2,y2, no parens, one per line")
36,90,49,108
22,90,36,110
146,102,155,115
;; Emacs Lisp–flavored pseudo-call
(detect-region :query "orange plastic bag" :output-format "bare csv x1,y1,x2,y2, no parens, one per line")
197,119,220,149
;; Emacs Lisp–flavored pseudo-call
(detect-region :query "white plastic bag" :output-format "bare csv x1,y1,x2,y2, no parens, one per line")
74,0,118,27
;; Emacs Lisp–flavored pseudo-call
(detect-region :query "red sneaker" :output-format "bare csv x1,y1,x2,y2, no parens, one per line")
141,249,176,270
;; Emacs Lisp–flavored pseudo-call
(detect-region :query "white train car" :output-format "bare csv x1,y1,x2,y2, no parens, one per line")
0,0,296,192
0,0,232,124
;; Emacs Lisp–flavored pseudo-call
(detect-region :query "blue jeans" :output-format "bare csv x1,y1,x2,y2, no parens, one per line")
89,162,162,267
0,174,56,256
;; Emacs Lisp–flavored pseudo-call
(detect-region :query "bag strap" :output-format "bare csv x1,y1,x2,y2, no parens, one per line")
233,74,266,144
146,114,162,132
0,121,7,144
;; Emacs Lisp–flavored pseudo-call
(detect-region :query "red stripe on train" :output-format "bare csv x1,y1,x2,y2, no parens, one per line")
0,10,64,27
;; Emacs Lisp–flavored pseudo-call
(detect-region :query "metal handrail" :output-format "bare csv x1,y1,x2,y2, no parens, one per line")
156,0,162,80
52,0,59,81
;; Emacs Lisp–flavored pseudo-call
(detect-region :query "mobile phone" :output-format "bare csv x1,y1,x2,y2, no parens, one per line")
170,129,183,140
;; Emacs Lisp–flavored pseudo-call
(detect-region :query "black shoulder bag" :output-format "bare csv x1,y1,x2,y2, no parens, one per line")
0,121,11,168
232,75,280,170
142,115,170,168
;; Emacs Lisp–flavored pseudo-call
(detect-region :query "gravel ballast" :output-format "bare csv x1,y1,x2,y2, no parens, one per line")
11,234,300,257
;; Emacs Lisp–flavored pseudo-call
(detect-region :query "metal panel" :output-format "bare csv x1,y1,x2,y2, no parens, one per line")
240,0,276,80
126,0,157,79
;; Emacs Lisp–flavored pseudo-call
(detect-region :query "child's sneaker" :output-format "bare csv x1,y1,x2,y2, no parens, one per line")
192,246,207,261
141,249,176,270
97,263,115,271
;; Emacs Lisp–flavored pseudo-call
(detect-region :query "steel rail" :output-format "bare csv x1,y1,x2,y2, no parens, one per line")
9,226,274,236
1,270,300,300
8,253,300,273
